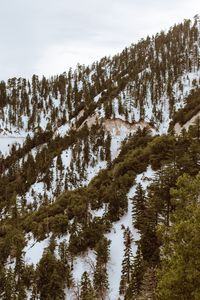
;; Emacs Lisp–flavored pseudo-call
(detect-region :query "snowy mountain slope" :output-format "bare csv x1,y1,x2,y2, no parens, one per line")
1,63,199,160
8,64,200,209
16,66,200,207
22,165,156,300
1,17,200,300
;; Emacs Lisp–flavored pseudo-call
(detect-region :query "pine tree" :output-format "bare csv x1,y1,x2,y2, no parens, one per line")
93,237,110,299
57,154,64,173
119,227,133,295
36,250,66,300
58,241,73,288
80,272,96,300
157,173,200,299
132,184,146,231
2,268,15,300
14,253,27,300
105,133,111,164
137,267,157,300
125,245,146,299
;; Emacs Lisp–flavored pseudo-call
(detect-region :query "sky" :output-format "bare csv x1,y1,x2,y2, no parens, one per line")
0,0,199,80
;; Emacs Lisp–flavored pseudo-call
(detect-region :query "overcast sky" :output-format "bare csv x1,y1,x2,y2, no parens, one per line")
0,0,199,79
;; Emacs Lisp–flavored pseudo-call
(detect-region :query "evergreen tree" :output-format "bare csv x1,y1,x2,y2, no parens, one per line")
125,245,146,299
80,272,96,300
93,237,110,299
157,173,200,300
132,184,146,231
36,250,66,300
119,227,133,295
1,268,15,300
105,133,111,164
58,241,73,288
137,267,157,300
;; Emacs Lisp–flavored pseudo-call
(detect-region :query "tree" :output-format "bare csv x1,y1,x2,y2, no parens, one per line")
157,173,200,300
58,241,73,288
93,237,110,299
125,245,146,299
105,133,111,165
80,272,96,300
0,267,15,300
57,154,64,173
137,267,157,300
36,250,66,299
119,227,133,295
188,116,200,140
132,184,147,231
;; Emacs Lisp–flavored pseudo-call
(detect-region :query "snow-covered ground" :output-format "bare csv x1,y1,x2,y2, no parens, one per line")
53,123,70,138
24,234,50,265
23,146,107,206
0,134,25,156
94,68,200,136
83,160,108,184
104,119,155,160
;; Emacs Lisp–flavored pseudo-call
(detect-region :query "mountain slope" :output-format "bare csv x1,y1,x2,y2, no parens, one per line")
0,16,200,300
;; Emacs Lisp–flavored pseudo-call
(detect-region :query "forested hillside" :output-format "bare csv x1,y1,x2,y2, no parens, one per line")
0,16,200,299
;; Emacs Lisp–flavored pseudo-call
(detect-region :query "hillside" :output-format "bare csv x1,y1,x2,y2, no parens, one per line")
0,16,200,300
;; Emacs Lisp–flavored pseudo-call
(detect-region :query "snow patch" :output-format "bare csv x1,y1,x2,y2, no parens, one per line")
0,134,25,156
24,234,50,265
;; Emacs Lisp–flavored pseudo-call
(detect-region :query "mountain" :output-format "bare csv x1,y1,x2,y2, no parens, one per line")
0,16,200,299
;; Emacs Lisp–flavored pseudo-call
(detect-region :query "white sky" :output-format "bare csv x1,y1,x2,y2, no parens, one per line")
0,0,199,79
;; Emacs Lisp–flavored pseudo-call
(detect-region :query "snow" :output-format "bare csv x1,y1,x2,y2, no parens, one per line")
103,68,200,136
104,119,153,160
24,147,107,205
24,234,50,265
22,165,157,300
94,92,102,103
25,181,47,205
144,84,154,122
54,123,70,138
84,160,107,184
0,134,25,156
175,69,200,108
5,256,16,271
156,68,200,134
1,32,200,299
58,166,156,300
91,204,106,218
14,63,195,294
66,250,96,300
23,233,74,271
157,95,170,134
73,250,96,282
